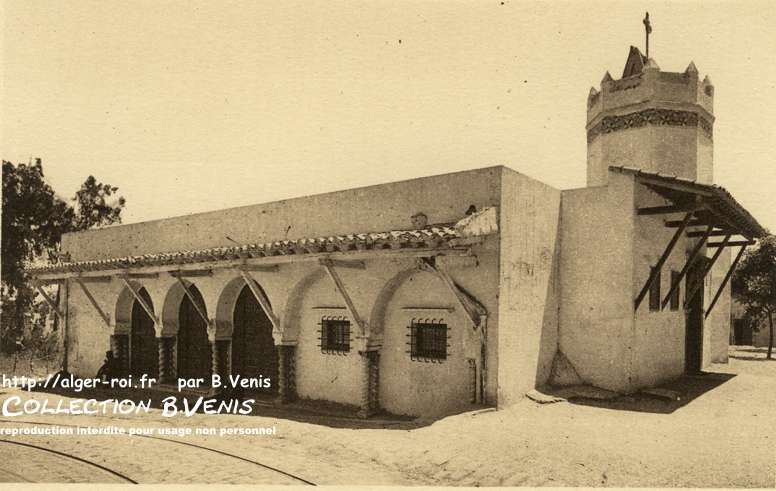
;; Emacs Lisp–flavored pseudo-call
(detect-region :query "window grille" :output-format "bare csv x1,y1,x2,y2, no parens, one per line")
407,318,449,362
319,317,350,354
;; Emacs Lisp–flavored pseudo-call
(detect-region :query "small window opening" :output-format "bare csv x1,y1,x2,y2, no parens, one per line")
320,317,350,353
408,319,449,362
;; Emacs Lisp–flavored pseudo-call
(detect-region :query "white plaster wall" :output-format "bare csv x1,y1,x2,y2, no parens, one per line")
61,167,506,414
705,247,731,364
379,270,479,417
559,173,635,393
62,243,502,415
295,275,363,407
631,181,692,388
61,167,503,261
588,126,705,187
497,168,561,405
65,279,133,376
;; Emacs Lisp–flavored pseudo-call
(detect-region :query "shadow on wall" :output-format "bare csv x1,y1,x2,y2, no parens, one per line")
564,371,736,415
534,219,563,388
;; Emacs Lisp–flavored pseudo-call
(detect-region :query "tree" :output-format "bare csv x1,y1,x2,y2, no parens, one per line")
1,159,126,353
732,235,776,360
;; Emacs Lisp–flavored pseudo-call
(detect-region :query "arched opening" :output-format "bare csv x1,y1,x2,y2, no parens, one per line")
232,284,278,394
176,285,211,381
130,287,158,379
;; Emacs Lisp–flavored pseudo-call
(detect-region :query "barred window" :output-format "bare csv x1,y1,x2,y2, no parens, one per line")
408,319,448,362
320,317,350,353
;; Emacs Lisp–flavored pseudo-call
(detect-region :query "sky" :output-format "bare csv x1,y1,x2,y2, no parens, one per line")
2,1,774,232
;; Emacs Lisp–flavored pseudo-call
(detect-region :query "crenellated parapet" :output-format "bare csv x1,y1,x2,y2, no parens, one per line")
586,46,716,186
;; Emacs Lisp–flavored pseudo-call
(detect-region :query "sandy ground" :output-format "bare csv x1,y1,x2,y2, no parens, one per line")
0,346,774,487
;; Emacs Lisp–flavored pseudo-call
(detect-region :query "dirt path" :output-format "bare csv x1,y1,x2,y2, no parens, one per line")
0,346,773,486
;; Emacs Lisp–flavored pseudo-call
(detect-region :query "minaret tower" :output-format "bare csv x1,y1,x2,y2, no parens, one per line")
586,14,715,186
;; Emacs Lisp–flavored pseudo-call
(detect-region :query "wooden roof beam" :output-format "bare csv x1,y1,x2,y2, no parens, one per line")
236,264,279,273
319,258,368,337
171,274,210,326
74,277,111,327
637,203,701,216
635,211,695,311
32,282,64,320
418,257,487,329
706,245,749,319
118,275,158,325
170,269,212,278
659,224,714,310
686,229,737,238
680,234,732,310
707,240,756,248
237,269,281,334
665,218,716,228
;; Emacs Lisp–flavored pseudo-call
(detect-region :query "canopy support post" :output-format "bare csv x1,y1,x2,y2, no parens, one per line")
681,234,731,310
659,223,714,310
118,276,158,324
418,257,486,329
237,269,281,333
320,259,367,337
74,277,111,327
172,274,210,326
705,245,748,319
32,282,64,320
635,211,694,311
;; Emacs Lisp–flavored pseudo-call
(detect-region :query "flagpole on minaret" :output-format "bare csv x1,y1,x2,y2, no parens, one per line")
643,12,652,58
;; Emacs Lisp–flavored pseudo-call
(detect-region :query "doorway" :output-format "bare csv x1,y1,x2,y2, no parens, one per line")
684,257,707,374
177,285,211,381
130,287,158,379
232,285,278,394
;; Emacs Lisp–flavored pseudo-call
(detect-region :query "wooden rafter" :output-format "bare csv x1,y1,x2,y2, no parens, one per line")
665,218,715,228
418,257,486,329
172,274,210,325
75,276,112,284
642,179,714,197
635,211,695,311
171,269,212,278
237,269,281,333
324,259,366,270
686,229,736,238
680,234,731,310
319,258,367,336
707,240,755,248
236,264,279,273
637,203,700,215
31,247,473,282
118,276,158,324
122,272,160,279
705,245,748,319
659,224,714,310
74,277,111,327
32,282,64,319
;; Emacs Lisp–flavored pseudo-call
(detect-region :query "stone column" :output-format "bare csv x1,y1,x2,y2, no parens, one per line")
157,337,175,385
211,340,230,384
276,344,297,404
111,334,130,374
358,349,380,418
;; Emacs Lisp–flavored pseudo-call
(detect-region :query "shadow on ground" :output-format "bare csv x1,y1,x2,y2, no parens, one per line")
562,371,737,415
25,382,477,430
728,346,773,362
